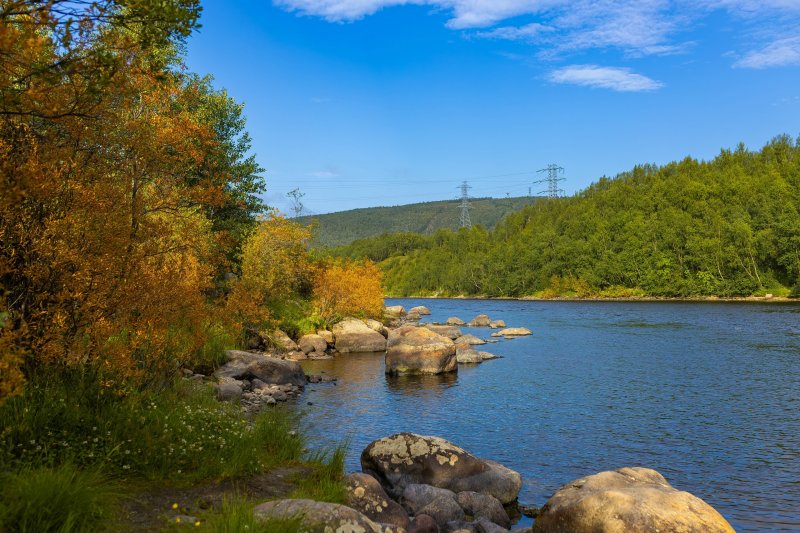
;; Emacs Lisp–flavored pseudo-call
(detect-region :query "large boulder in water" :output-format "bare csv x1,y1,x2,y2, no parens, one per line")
409,305,432,316
424,324,463,340
532,467,735,533
446,316,466,326
493,327,531,337
468,314,492,327
253,499,385,533
346,472,410,530
385,326,457,375
333,318,388,353
385,305,406,318
216,351,306,387
361,433,522,504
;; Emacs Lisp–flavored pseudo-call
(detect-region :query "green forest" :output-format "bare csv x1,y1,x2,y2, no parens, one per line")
332,137,800,298
300,196,535,247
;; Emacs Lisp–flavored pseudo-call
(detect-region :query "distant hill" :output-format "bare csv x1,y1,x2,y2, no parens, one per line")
298,196,537,248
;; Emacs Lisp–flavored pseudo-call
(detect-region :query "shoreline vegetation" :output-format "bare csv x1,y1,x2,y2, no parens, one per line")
386,294,796,302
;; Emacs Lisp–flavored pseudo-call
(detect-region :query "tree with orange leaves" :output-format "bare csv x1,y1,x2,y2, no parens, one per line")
312,259,385,322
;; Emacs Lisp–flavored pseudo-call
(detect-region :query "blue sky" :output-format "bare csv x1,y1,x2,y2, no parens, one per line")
186,0,800,215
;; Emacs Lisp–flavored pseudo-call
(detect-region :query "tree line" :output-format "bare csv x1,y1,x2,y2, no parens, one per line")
331,137,800,298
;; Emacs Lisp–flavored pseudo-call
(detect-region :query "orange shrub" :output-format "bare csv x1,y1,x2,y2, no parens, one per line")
313,260,384,322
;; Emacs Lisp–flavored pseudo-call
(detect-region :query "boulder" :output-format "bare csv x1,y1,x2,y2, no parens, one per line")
446,317,466,326
298,334,328,354
268,329,299,351
317,329,334,345
454,334,486,346
489,320,506,329
385,327,457,375
425,324,463,340
409,514,439,533
385,305,407,318
443,522,478,533
214,382,242,401
253,499,384,533
456,349,483,364
216,351,307,387
361,433,522,504
364,318,390,338
468,315,491,327
409,306,432,316
402,484,465,527
346,472,411,530
495,328,531,337
285,350,308,361
478,351,499,361
532,467,736,533
333,318,388,353
456,492,510,528
474,518,509,533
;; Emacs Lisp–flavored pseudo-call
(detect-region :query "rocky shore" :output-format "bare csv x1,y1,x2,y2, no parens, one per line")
184,304,735,532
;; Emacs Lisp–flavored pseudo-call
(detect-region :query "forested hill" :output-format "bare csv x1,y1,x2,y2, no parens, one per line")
299,196,536,248
331,136,800,298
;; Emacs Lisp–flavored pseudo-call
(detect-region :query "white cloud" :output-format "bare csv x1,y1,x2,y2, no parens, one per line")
309,170,340,178
475,22,552,41
734,36,800,68
548,65,663,91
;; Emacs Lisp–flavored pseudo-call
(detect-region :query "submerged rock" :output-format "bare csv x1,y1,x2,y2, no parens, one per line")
333,318,388,353
385,326,457,375
532,467,735,533
361,433,522,504
494,328,531,337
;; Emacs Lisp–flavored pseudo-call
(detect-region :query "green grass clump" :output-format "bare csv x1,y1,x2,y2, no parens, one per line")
0,371,304,482
203,498,302,533
290,444,348,504
0,464,118,533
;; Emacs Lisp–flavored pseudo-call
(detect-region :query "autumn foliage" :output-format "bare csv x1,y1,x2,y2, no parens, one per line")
312,260,384,321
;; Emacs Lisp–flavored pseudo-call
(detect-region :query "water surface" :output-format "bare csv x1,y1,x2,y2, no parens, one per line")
299,299,800,531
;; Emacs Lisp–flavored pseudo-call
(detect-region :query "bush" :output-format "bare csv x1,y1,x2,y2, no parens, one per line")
312,259,384,322
0,464,118,532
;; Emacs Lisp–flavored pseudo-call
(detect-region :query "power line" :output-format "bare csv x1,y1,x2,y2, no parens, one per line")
534,164,565,198
458,181,472,229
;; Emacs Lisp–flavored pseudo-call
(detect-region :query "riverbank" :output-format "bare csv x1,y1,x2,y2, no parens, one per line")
385,293,796,302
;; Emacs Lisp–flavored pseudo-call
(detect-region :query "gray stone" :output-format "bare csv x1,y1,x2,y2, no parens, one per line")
455,334,487,346
468,315,491,327
298,333,328,354
254,498,384,533
424,324,463,340
402,484,458,515
456,492,510,528
215,382,242,402
333,318,388,353
475,518,509,533
386,326,457,375
409,514,439,533
216,352,307,387
456,349,484,364
361,433,522,504
443,522,478,533
347,472,410,530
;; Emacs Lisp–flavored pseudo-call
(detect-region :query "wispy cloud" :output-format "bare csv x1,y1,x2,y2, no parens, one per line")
309,170,340,178
734,36,800,68
274,0,800,70
548,65,663,91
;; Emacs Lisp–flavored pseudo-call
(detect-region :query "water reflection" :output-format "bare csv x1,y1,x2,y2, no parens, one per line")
385,372,458,395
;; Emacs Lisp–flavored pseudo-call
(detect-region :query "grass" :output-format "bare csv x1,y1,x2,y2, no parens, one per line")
290,444,349,504
202,498,303,533
0,464,119,533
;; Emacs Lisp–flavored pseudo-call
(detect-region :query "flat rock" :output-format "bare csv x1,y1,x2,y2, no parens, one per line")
361,433,522,504
215,352,307,387
455,334,487,346
253,498,385,533
333,317,388,353
489,320,506,329
496,328,531,337
532,467,735,533
386,326,457,375
347,472,411,530
456,348,484,364
424,324,463,340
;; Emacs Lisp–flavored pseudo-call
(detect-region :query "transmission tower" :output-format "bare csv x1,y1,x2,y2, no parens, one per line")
457,181,472,229
534,164,565,198
286,188,305,218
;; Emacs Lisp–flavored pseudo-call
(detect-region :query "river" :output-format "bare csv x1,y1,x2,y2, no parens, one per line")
298,299,800,531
